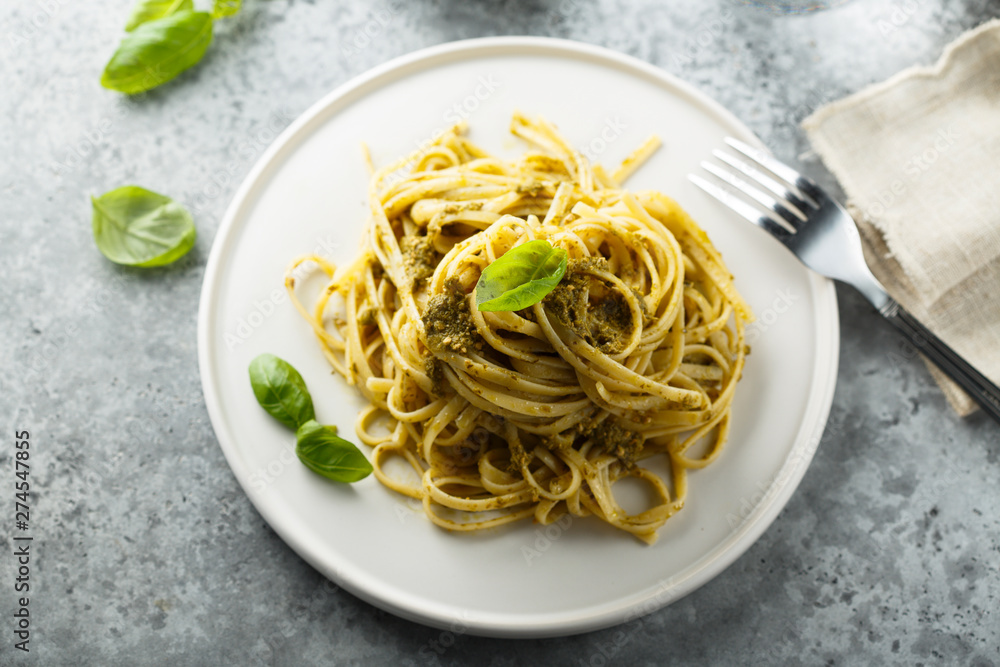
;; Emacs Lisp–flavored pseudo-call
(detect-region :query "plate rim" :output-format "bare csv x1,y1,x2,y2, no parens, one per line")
197,35,840,638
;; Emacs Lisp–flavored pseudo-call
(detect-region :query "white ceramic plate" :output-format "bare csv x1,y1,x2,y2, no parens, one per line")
198,37,838,638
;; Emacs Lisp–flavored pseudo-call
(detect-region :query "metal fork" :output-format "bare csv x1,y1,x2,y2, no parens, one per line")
690,137,1000,424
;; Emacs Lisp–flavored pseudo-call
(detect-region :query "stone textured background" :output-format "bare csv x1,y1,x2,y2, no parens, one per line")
1,0,998,664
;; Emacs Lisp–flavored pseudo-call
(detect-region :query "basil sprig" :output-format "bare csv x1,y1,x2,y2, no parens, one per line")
248,354,372,484
295,420,374,483
211,0,242,19
91,185,196,267
102,10,213,94
102,0,242,95
475,240,568,312
248,354,316,430
125,0,193,31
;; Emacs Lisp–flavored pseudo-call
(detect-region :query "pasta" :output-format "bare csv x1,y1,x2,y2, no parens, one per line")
286,113,753,544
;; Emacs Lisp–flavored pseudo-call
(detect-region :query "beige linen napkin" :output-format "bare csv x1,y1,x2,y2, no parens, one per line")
803,18,1000,416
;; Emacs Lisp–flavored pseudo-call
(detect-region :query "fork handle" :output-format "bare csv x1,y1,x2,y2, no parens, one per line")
880,300,1000,423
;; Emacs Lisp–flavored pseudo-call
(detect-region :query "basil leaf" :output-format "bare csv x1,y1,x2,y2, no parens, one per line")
211,0,242,19
295,420,373,483
124,0,193,31
91,185,196,267
101,10,213,95
248,354,316,430
475,240,568,312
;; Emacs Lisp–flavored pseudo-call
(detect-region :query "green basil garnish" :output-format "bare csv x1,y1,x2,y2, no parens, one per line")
101,9,213,94
295,420,373,483
91,185,196,267
249,355,370,484
124,0,193,31
211,0,242,19
248,354,316,430
475,240,568,312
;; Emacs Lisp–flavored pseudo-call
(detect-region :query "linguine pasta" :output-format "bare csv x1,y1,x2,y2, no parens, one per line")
286,113,752,544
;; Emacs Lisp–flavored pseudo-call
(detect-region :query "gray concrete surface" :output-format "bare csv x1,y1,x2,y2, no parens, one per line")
1,0,998,664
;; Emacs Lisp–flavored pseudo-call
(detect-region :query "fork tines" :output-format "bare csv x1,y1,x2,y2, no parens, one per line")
689,138,819,239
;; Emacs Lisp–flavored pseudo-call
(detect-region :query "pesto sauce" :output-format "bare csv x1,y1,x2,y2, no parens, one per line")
590,417,644,469
424,356,444,396
401,235,441,287
542,258,636,354
422,278,485,357
507,437,530,473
